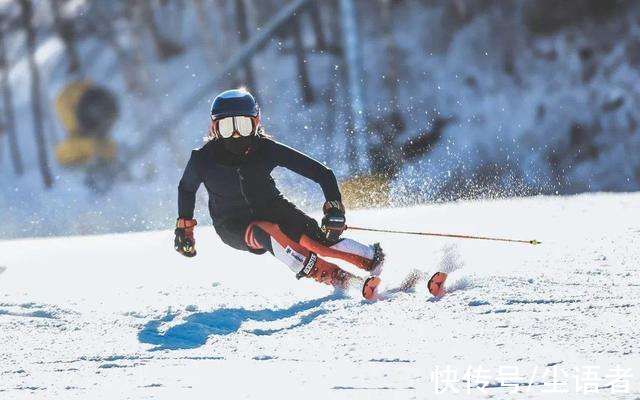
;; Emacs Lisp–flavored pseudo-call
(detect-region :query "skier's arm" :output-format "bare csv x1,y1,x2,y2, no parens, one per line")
178,151,202,219
175,152,201,257
270,141,342,202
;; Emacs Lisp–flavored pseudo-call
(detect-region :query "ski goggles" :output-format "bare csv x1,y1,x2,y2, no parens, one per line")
212,116,257,138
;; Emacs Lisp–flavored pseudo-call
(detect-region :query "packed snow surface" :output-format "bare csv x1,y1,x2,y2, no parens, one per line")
0,193,639,399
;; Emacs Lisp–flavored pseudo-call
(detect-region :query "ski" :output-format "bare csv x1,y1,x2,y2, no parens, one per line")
382,269,449,298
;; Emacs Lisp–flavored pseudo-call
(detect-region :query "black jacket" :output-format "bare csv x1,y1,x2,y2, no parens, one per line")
178,137,341,226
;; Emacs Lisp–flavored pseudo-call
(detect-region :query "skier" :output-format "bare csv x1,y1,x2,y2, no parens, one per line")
174,88,386,299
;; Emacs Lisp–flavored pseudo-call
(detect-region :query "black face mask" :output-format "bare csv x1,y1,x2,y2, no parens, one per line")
222,136,255,156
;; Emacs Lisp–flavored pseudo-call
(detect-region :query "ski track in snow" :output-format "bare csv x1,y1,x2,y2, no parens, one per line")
0,193,639,399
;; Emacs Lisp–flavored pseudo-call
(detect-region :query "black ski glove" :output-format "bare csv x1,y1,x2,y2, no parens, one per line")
175,218,197,257
321,200,346,242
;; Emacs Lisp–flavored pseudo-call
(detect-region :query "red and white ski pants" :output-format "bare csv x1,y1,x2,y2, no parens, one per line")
244,221,375,286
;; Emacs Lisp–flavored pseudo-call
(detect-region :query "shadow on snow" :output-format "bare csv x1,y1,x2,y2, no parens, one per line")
138,294,342,350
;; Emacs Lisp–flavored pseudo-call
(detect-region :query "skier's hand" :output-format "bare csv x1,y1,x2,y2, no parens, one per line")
174,218,197,257
321,200,346,242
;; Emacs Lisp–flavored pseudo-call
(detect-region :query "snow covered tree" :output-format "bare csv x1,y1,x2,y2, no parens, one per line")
19,0,53,188
49,0,81,74
0,16,22,175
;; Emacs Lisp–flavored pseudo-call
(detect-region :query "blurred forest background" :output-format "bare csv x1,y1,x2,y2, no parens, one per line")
0,0,639,239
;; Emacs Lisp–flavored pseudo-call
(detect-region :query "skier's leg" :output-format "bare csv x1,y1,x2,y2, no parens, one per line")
300,235,385,274
246,221,348,286
245,221,378,296
263,199,383,272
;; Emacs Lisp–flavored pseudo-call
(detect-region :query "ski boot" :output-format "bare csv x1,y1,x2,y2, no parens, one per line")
366,243,385,277
302,255,362,290
427,272,447,297
303,255,382,300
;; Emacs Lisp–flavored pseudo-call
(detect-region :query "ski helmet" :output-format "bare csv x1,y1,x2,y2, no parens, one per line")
210,89,259,120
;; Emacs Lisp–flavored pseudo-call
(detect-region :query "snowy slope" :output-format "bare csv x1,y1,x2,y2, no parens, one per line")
0,193,639,399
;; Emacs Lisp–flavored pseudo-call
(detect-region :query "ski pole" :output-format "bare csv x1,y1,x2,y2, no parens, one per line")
347,226,541,245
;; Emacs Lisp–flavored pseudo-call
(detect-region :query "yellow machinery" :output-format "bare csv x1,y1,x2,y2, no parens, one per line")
54,80,118,167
